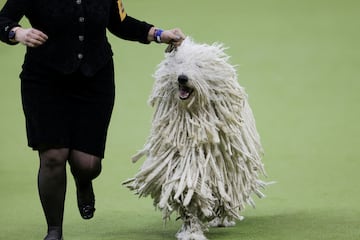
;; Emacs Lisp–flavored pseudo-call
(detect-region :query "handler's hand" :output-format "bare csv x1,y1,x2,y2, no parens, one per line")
161,28,185,47
14,27,48,47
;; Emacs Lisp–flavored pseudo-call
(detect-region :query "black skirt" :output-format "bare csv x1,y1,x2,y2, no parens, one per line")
20,60,115,158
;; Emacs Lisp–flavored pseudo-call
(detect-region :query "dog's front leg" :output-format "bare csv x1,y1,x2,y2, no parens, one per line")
176,215,208,240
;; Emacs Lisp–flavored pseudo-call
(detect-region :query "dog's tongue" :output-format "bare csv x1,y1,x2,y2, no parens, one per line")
179,89,190,99
179,85,192,100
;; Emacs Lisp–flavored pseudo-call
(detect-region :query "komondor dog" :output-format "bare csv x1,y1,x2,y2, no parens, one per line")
123,37,267,240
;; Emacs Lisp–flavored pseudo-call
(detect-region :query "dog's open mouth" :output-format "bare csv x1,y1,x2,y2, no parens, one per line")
178,85,193,100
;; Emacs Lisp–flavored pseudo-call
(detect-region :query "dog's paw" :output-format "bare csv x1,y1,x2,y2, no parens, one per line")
176,220,208,240
176,230,208,240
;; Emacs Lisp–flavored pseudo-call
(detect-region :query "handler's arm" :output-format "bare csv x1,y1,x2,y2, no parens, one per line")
107,0,153,44
107,0,185,46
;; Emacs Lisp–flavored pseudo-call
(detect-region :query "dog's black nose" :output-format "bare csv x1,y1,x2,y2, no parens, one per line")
178,75,188,84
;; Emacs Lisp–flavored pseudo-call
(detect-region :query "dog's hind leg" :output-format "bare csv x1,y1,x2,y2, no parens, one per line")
208,216,243,228
176,216,208,240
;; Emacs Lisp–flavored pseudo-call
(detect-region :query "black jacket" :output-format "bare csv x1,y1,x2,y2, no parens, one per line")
0,0,153,76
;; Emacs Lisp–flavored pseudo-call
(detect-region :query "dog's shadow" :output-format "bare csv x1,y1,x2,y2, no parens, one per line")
207,210,357,240
91,209,357,239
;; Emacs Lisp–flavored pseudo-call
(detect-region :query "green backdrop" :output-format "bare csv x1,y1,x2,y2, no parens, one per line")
0,0,359,239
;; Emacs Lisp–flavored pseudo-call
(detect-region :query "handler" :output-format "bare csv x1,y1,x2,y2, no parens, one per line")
0,0,185,239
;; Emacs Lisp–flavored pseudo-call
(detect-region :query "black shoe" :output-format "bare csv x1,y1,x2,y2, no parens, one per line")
44,236,63,240
44,228,63,240
79,203,95,219
76,181,96,220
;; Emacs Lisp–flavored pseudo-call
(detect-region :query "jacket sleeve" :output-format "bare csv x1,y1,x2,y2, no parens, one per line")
107,0,153,44
0,0,27,45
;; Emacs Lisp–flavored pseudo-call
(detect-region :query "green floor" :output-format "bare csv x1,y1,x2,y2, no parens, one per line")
0,0,359,239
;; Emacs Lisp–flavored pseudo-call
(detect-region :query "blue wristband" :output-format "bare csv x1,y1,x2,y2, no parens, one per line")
154,29,163,43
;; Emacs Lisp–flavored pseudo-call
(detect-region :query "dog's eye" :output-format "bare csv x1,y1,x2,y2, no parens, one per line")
195,63,203,68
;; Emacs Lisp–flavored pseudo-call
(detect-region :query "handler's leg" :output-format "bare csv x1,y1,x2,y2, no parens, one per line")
68,150,102,219
38,148,69,240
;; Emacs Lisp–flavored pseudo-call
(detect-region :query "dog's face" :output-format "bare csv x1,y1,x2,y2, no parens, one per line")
153,38,238,108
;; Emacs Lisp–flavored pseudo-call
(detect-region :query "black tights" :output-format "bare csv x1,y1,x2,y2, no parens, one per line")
38,148,102,237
